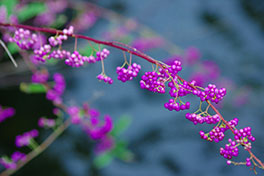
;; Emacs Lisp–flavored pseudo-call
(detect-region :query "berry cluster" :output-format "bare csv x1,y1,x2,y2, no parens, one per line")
49,34,67,47
33,44,51,62
48,26,74,46
33,26,74,63
95,48,110,61
97,74,113,84
234,127,255,142
192,84,226,103
94,136,114,154
83,55,96,63
140,71,166,93
166,60,182,77
15,129,39,147
67,106,82,124
221,118,239,132
9,28,38,50
49,49,70,60
208,127,225,143
66,104,114,146
11,152,26,163
116,63,141,82
85,115,113,140
220,138,239,160
245,158,252,167
0,105,15,123
89,108,100,118
164,99,190,111
65,51,85,67
199,118,239,143
140,60,193,112
185,113,220,125
0,151,26,170
0,158,16,170
46,73,66,104
31,70,49,83
159,60,182,78
199,127,225,143
64,51,98,67
9,28,110,72
62,26,74,35
168,80,194,98
38,117,56,128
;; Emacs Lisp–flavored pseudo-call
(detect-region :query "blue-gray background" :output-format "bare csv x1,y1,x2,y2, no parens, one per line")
1,0,264,176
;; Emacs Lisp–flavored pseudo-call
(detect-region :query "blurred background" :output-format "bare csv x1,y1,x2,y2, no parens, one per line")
0,0,264,176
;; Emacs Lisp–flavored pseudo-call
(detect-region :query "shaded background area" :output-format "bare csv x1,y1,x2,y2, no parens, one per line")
1,0,264,176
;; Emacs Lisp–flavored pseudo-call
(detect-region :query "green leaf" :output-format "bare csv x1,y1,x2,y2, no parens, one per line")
112,141,134,162
78,109,86,118
51,15,67,28
20,83,47,93
120,35,133,44
17,2,46,22
0,0,17,16
7,42,19,54
110,115,131,137
45,58,59,65
94,152,113,169
79,44,99,57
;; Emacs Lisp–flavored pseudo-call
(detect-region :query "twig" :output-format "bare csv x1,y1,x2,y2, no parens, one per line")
0,39,17,67
0,118,71,176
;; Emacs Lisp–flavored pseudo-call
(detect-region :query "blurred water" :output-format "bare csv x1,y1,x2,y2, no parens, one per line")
1,0,264,176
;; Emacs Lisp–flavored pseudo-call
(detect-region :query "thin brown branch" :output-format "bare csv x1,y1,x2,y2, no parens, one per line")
0,118,71,176
0,23,157,65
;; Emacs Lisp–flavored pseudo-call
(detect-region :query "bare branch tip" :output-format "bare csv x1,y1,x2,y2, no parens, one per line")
0,39,18,68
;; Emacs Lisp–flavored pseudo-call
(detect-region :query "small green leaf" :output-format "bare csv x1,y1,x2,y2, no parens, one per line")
112,141,134,161
116,150,134,161
120,35,133,44
51,15,67,28
2,156,10,161
20,83,47,94
46,58,59,65
79,109,85,118
110,115,131,137
7,42,19,54
94,152,113,168
0,0,17,17
17,2,46,22
79,44,99,57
